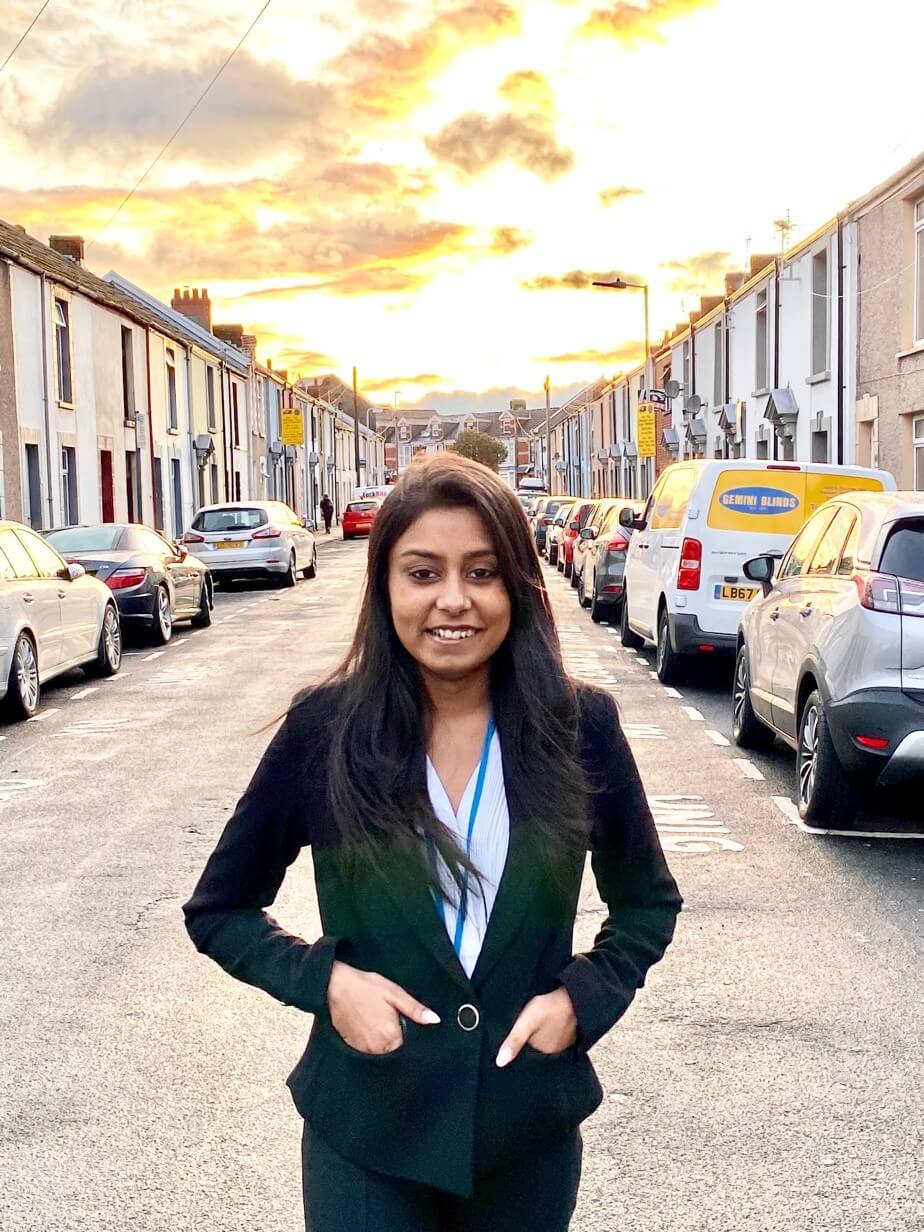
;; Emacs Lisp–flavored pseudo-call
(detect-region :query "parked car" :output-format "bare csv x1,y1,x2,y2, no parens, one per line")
534,497,571,557
45,523,212,645
182,501,317,588
342,499,382,540
558,501,595,579
0,521,121,720
546,503,574,567
619,459,895,684
733,491,924,826
578,500,646,622
516,491,542,518
571,500,619,593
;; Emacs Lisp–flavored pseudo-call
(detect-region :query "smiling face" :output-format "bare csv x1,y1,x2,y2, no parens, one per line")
387,506,512,685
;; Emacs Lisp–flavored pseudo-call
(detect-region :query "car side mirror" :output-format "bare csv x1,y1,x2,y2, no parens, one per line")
619,506,643,530
568,520,580,532
579,527,597,541
303,517,316,531
743,555,776,595
63,562,86,582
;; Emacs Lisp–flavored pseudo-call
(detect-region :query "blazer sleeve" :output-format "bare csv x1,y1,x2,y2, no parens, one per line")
182,699,339,1016
558,687,682,1049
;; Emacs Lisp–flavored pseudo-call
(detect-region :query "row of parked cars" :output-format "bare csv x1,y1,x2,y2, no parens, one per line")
530,460,924,829
1,500,320,721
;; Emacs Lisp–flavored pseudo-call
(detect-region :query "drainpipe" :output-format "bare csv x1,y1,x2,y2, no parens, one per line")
185,344,196,522
773,260,781,461
219,362,229,499
836,215,845,465
144,325,156,527
38,274,55,528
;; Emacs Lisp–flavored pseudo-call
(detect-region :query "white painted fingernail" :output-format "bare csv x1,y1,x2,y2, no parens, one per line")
421,1010,441,1025
496,1046,513,1068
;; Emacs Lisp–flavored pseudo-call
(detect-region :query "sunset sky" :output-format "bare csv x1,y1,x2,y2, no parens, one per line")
2,0,921,413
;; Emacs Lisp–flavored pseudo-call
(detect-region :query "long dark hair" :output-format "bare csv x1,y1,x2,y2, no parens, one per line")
325,453,588,901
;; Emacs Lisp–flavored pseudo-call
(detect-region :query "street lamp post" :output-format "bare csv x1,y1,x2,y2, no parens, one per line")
543,374,552,493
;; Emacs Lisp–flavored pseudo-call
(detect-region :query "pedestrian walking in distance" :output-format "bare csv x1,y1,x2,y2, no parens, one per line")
320,493,334,535
183,453,681,1231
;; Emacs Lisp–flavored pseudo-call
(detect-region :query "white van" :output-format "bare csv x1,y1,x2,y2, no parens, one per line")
619,460,895,683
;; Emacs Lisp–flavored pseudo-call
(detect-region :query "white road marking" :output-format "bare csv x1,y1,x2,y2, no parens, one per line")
0,777,46,803
682,706,705,722
649,794,744,853
27,709,60,722
649,671,659,680
53,717,136,737
663,687,683,699
733,758,765,781
142,651,165,662
772,795,923,840
69,687,98,701
706,729,731,747
624,723,667,741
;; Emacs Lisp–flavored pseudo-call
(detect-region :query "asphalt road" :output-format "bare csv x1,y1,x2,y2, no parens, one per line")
1,538,921,1232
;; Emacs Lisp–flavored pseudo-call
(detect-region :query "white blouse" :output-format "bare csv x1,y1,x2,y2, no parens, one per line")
425,729,510,978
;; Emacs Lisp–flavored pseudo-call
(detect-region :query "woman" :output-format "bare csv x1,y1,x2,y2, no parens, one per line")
183,453,681,1231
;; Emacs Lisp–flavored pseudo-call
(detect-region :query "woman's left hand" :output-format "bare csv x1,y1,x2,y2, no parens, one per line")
495,988,578,1067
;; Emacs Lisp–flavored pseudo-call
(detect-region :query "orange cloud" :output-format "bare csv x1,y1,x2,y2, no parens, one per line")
599,185,645,206
582,0,718,45
491,226,532,255
541,342,645,366
427,111,573,179
499,70,557,117
521,268,644,290
660,249,734,292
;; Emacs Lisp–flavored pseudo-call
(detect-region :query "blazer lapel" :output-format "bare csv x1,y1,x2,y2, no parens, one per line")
470,743,543,990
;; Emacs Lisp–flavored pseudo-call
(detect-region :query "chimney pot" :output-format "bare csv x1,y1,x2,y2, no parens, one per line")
48,235,85,264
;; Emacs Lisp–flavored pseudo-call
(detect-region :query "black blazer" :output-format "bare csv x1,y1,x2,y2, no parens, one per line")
183,681,681,1198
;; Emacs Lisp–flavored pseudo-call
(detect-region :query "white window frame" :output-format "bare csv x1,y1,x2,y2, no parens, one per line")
713,318,724,408
165,347,178,430
915,201,924,344
914,414,924,491
810,245,830,377
53,295,74,406
755,289,768,393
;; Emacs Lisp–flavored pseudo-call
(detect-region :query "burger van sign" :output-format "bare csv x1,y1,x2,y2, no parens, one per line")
718,486,800,515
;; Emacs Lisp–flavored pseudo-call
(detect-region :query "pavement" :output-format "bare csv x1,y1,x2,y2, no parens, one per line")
1,536,921,1231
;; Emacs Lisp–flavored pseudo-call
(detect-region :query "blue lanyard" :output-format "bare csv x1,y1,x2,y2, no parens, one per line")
431,718,496,956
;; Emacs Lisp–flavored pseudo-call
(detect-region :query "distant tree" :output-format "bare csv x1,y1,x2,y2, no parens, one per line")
451,430,507,472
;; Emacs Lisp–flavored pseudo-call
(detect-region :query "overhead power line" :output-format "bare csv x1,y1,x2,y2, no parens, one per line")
0,0,54,80
91,0,274,246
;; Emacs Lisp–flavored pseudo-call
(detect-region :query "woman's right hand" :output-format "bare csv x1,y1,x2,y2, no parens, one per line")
326,960,441,1055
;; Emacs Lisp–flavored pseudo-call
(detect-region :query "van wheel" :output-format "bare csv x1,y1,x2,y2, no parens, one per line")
732,644,775,750
656,609,684,685
620,592,643,648
797,690,857,827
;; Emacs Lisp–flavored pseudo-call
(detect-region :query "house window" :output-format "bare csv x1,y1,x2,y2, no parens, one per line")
153,456,164,531
713,319,724,408
811,247,829,376
231,383,241,448
61,446,78,525
121,326,135,420
915,201,924,343
170,458,183,539
682,339,691,393
621,387,630,439
166,348,178,430
914,415,924,490
756,437,769,460
126,450,136,522
812,429,829,463
206,364,218,433
25,443,42,528
755,289,768,392
210,462,219,504
54,298,73,404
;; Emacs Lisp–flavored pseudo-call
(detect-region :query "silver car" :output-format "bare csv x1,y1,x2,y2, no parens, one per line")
733,492,924,825
182,501,317,588
1,521,122,720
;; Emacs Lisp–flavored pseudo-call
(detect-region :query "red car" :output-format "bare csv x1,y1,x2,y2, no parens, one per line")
557,500,596,579
342,499,381,540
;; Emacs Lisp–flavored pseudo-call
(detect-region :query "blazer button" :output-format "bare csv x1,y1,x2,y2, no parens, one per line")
457,1003,480,1032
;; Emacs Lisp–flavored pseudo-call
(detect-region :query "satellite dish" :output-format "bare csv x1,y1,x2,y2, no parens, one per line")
684,393,702,415
665,379,681,400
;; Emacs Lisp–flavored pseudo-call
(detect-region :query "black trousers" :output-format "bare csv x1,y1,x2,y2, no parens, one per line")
302,1124,583,1232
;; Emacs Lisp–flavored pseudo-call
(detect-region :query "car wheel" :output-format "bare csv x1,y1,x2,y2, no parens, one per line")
557,554,565,573
620,590,644,648
4,632,40,720
590,586,611,623
797,690,857,827
656,608,684,685
86,604,122,677
150,585,173,645
732,644,775,750
548,544,558,567
280,552,297,588
191,580,213,628
577,569,591,609
343,533,354,541
569,561,580,589
303,547,317,580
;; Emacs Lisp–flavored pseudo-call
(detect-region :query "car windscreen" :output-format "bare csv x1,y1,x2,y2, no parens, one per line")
879,521,924,582
192,507,268,532
46,525,124,552
346,501,379,512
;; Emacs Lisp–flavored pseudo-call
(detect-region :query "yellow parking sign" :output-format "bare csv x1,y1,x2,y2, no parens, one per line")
281,409,304,447
637,407,656,457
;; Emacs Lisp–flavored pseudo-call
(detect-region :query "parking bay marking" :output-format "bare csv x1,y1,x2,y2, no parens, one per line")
52,717,138,737
733,758,765,781
27,709,60,722
69,687,98,701
772,795,924,841
706,729,731,747
681,706,705,722
624,723,667,741
0,778,46,804
649,794,744,853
